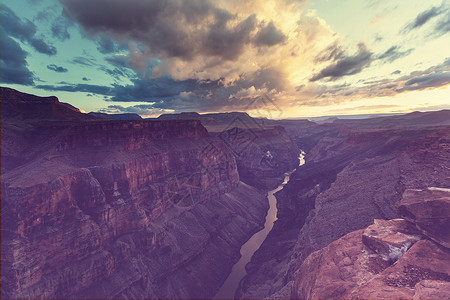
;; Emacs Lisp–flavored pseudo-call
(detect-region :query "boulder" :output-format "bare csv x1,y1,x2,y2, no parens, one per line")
362,219,421,262
398,187,450,248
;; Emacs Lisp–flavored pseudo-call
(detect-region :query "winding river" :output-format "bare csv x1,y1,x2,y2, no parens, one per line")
213,151,305,299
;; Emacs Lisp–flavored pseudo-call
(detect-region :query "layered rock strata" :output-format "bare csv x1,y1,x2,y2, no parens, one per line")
1,88,271,299
237,115,450,299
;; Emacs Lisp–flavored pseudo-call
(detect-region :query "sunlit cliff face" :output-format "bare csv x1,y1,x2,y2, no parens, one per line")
1,0,450,118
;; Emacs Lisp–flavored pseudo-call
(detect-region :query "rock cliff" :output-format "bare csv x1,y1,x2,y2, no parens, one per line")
1,88,270,299
237,113,450,299
216,126,299,190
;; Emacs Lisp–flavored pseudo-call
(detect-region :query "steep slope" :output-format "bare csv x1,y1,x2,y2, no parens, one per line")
237,114,450,299
216,126,299,190
1,89,271,299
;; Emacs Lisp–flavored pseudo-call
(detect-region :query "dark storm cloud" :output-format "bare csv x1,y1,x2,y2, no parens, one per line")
60,0,279,63
254,21,286,46
310,43,373,81
47,64,68,73
1,5,57,55
96,35,128,54
203,14,257,60
377,46,414,63
0,34,34,85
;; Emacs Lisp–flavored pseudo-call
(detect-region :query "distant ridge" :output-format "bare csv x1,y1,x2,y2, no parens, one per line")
88,112,143,120
1,87,97,121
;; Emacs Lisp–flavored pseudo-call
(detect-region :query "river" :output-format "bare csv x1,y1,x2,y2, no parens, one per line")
213,151,305,299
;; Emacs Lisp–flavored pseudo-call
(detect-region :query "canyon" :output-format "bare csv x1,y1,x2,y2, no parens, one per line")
1,87,449,299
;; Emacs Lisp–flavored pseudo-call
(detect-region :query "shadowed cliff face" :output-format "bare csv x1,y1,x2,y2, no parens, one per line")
0,88,274,299
216,126,299,190
237,113,450,299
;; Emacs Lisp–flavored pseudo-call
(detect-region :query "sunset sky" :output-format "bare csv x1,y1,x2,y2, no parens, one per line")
1,0,449,118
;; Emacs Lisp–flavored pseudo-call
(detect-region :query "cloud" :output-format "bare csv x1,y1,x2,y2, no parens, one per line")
307,58,450,104
70,56,98,66
35,83,113,95
399,72,450,92
59,0,294,81
109,77,200,102
51,17,71,41
314,42,344,63
433,9,450,36
310,43,373,81
29,38,57,55
1,5,57,55
60,0,260,61
98,104,174,117
405,5,443,31
47,64,68,72
254,21,286,46
0,34,34,85
377,46,414,63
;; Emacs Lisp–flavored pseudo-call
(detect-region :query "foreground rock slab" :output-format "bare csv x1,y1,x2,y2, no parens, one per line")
291,219,450,299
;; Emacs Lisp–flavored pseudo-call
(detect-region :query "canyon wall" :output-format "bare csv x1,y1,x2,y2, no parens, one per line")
237,114,450,299
216,126,299,190
1,88,280,299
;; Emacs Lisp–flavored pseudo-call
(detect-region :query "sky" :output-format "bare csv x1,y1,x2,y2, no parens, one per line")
1,0,449,119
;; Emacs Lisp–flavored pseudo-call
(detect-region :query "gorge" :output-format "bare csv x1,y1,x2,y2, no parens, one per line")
1,87,449,299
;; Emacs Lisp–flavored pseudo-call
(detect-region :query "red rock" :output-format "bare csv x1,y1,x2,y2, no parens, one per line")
398,187,450,248
291,224,450,300
350,239,450,299
362,219,421,262
413,280,450,299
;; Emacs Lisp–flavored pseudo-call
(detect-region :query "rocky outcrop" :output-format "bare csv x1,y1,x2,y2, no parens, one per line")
398,188,450,248
1,89,271,299
291,188,450,299
237,114,450,299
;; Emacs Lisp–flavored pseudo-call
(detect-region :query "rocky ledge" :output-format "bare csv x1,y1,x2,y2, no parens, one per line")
292,187,450,299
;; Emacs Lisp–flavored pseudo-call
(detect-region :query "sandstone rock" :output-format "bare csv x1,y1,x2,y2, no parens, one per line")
291,224,450,300
362,219,421,262
413,280,450,299
350,239,450,299
239,121,450,299
398,187,450,248
0,88,273,299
